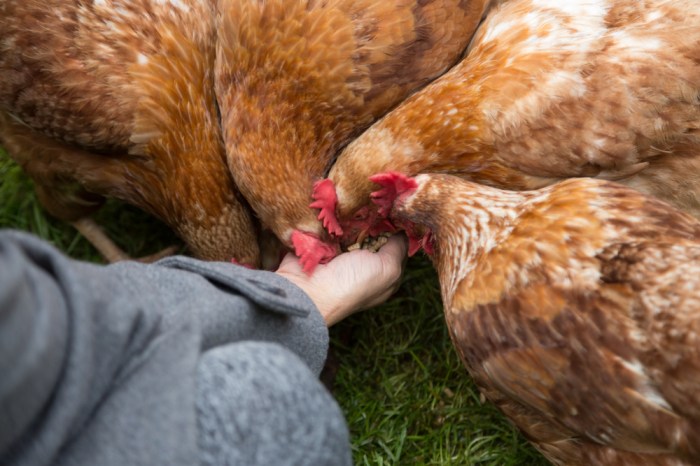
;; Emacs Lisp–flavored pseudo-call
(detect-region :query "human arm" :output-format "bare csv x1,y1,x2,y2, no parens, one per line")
0,229,406,465
0,230,327,466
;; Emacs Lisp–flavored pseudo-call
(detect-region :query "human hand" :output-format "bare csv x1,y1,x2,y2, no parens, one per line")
276,234,408,326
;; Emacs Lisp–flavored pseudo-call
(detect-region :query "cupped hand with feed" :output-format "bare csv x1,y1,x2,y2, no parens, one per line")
276,234,408,326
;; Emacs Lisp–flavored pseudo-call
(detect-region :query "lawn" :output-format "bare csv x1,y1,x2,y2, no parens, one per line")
0,147,547,465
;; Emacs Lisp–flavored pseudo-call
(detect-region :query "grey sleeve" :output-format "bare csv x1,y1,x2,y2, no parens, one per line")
0,230,329,466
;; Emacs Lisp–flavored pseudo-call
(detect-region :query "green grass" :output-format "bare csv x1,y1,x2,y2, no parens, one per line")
0,149,180,260
331,263,546,465
0,147,547,465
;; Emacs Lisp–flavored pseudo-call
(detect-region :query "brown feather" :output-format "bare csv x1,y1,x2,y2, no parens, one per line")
0,0,260,265
215,0,492,245
389,173,700,465
326,0,700,244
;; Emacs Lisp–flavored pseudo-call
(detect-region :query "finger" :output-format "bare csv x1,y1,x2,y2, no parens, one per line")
361,285,401,311
374,234,408,281
277,252,303,273
377,233,409,260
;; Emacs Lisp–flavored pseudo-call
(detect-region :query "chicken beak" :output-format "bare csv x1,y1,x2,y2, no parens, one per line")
356,228,369,245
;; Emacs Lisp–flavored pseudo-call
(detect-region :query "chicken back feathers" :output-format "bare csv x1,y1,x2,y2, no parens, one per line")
0,0,260,265
376,172,700,466
215,0,491,272
319,0,700,247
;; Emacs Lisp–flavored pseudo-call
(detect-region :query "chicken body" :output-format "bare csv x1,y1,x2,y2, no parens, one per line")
318,0,700,246
215,0,492,272
375,172,700,465
0,0,260,265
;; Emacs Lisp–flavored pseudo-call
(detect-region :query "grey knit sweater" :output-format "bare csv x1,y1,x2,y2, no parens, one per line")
0,230,351,466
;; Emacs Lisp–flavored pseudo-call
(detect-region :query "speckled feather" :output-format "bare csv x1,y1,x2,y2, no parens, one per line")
0,0,260,264
326,0,700,244
389,173,700,465
215,0,492,246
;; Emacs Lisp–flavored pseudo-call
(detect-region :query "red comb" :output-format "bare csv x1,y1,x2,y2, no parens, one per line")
310,179,343,237
369,172,418,217
291,230,338,274
407,235,422,257
406,230,434,257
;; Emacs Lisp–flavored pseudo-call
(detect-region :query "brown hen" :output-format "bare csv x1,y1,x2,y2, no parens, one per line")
373,171,700,466
314,0,700,248
215,0,492,272
0,0,260,265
